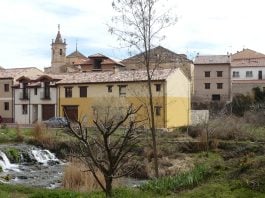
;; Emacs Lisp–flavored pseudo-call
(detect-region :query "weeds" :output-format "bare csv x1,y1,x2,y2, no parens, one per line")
140,165,208,194
63,158,105,192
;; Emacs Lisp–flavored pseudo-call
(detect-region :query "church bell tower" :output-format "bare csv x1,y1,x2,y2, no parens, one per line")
51,24,67,73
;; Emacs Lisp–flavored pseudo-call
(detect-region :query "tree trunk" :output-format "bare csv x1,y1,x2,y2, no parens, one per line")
105,176,113,198
147,67,159,178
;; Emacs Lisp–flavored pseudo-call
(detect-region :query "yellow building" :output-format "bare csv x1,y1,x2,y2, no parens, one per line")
56,68,190,128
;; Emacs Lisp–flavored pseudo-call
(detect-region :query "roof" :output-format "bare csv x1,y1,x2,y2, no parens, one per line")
0,67,43,80
194,55,230,64
232,49,265,60
121,46,192,79
122,46,191,63
88,53,107,58
231,58,265,67
56,68,176,84
67,50,87,58
55,31,63,43
72,54,125,67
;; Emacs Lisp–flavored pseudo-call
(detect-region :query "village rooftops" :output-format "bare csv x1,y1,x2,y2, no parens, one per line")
232,49,265,60
56,68,176,84
231,58,265,67
194,55,231,65
0,67,43,80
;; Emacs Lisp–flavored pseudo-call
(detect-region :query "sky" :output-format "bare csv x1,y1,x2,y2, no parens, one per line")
1,0,265,70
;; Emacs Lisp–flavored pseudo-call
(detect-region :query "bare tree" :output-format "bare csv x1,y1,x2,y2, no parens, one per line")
64,101,142,198
109,0,177,178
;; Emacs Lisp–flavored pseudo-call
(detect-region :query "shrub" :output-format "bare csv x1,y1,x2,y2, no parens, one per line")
232,94,252,116
63,158,105,192
6,148,20,163
15,124,24,142
188,125,202,138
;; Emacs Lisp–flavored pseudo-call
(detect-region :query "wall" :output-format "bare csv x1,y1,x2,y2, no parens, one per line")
231,67,265,81
166,68,190,128
58,81,167,128
0,78,13,122
191,110,209,125
232,81,265,97
193,64,230,102
14,84,58,124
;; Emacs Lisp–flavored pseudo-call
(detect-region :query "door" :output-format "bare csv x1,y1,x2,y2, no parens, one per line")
42,104,55,121
32,105,38,123
259,71,262,80
63,105,78,121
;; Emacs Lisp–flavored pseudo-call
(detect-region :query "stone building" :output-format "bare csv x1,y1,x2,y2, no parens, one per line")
193,55,231,104
121,46,193,79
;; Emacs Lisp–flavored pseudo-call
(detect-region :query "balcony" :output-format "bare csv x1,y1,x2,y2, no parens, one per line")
40,91,51,100
19,91,29,100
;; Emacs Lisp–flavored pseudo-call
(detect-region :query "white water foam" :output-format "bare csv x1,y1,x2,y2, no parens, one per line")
31,149,59,165
0,151,20,172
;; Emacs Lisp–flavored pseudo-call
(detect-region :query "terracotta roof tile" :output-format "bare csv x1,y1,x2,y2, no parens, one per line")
57,69,175,84
194,55,230,64
231,58,265,67
0,67,43,80
232,49,265,60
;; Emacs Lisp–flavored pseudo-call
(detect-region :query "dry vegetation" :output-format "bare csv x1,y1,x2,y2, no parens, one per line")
63,158,104,192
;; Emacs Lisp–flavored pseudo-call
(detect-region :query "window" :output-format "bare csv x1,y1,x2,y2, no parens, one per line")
259,71,262,80
205,83,210,89
119,85,127,97
44,82,50,99
155,84,161,92
212,94,221,101
217,71,223,77
60,49,63,55
233,71,240,78
4,102,9,111
155,106,162,116
107,85,113,93
34,87,38,95
65,87,72,98
246,71,253,77
22,104,28,114
4,84,9,92
79,86,87,97
205,71,210,77
93,59,102,70
217,83,223,89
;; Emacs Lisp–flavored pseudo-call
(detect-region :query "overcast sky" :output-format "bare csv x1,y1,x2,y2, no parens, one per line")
1,0,265,70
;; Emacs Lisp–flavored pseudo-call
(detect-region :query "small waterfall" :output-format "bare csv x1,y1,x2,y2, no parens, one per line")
0,151,19,172
31,149,59,165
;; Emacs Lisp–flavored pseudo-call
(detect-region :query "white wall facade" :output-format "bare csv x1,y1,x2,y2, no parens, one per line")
14,82,58,125
231,67,265,81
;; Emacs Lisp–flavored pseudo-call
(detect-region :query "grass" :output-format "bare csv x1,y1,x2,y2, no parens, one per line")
0,184,156,198
140,165,208,195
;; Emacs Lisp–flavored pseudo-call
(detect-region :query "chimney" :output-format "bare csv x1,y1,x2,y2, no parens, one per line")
113,66,119,74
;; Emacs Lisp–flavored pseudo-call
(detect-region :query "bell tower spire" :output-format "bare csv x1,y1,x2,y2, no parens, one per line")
51,24,67,73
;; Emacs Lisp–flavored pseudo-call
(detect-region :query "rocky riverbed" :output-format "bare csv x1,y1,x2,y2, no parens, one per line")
0,144,65,188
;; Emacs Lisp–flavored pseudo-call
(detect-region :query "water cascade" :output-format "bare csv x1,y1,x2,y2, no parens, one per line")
0,151,19,172
0,144,64,188
31,149,60,165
